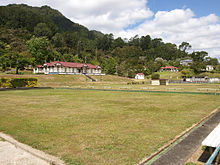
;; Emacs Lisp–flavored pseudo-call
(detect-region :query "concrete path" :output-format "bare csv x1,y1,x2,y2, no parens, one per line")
0,139,49,165
0,133,64,165
150,109,220,165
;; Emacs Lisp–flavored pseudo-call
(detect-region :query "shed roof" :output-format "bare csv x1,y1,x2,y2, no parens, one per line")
136,73,144,75
161,66,178,69
202,123,220,147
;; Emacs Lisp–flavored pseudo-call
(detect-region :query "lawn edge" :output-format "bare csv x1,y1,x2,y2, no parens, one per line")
138,106,220,165
0,132,65,165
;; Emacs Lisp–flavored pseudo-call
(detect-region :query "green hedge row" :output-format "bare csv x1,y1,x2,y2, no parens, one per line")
0,78,38,88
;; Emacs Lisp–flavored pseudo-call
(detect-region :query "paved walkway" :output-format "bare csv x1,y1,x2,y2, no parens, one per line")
0,139,49,165
0,133,64,165
150,109,220,165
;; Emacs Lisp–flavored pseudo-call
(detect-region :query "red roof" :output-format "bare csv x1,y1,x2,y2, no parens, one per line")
37,65,43,68
41,61,100,69
161,66,178,69
137,73,144,75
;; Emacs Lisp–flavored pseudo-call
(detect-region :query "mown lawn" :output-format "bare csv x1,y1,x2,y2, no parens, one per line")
0,89,219,165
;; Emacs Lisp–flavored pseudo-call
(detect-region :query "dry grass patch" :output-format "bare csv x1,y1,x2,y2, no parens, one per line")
0,89,219,165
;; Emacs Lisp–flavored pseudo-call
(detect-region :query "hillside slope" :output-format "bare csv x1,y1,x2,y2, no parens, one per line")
0,4,103,39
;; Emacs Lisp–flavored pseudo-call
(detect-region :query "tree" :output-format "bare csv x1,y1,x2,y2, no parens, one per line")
26,36,50,65
205,57,219,65
0,54,10,71
151,73,160,79
103,58,116,74
63,32,79,48
97,34,114,50
63,53,74,62
190,61,206,74
0,40,11,71
34,23,52,39
112,37,125,48
0,40,11,57
128,35,140,47
179,42,191,53
11,52,32,74
181,69,194,78
52,33,65,48
151,38,162,48
140,35,151,50
190,51,208,62
73,55,83,63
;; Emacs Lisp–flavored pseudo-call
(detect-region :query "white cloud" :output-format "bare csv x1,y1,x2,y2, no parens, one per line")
1,1,220,59
119,8,220,60
0,0,153,33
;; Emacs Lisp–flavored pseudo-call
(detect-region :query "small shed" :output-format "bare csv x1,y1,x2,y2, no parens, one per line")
151,79,168,85
135,73,145,80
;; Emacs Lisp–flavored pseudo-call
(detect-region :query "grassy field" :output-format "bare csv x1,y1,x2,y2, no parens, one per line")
1,74,219,93
0,74,131,87
0,89,219,164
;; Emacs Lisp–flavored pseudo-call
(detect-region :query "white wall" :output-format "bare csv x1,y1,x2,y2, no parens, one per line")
151,80,160,85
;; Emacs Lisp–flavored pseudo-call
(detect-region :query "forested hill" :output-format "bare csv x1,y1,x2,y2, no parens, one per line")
0,4,219,76
0,4,100,39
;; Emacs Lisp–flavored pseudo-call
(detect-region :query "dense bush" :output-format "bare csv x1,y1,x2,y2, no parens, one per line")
0,78,12,88
151,73,160,79
10,78,27,87
0,78,38,88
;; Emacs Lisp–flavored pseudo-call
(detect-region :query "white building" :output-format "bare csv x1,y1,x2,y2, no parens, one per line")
180,59,193,66
184,77,219,83
160,66,178,72
151,79,168,85
33,61,102,75
135,73,145,79
206,65,214,71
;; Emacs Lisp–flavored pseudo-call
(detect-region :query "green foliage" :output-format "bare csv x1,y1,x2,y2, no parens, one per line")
202,145,207,151
26,78,38,87
103,58,116,74
190,61,206,74
181,69,194,78
179,42,191,52
10,78,27,87
0,78,38,88
26,36,50,65
34,23,52,38
151,73,160,79
0,78,12,88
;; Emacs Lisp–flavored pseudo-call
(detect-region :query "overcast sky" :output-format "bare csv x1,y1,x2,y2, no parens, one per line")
1,0,220,60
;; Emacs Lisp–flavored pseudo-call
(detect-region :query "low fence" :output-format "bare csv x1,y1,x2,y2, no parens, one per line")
169,80,210,84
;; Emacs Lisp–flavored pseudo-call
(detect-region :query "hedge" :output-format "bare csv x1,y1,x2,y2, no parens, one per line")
0,78,38,88
151,73,160,79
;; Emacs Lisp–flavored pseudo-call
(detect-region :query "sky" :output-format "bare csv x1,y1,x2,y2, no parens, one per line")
1,0,220,60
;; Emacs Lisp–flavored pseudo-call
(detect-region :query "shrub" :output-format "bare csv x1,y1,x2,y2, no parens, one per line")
0,78,12,88
26,78,38,87
151,73,160,79
0,78,38,88
10,78,27,88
